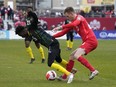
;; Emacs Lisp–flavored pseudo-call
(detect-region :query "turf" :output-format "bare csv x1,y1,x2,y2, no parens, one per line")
0,39,116,87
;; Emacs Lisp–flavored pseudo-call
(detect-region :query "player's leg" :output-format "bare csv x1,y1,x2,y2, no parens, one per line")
34,42,45,63
54,48,75,82
55,58,68,68
76,42,99,80
72,48,96,72
59,59,68,67
48,45,69,74
48,45,74,83
25,37,35,64
61,49,82,79
69,31,73,50
65,41,98,80
69,48,85,71
62,45,98,80
54,48,68,68
66,33,70,50
77,56,99,80
58,60,75,79
50,63,74,83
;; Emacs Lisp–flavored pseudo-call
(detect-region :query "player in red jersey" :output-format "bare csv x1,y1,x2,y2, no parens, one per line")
53,7,99,80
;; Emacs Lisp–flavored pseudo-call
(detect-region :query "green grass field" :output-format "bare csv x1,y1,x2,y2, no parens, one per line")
0,39,116,87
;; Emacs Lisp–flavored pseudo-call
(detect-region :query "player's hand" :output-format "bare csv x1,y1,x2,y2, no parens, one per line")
52,27,58,33
52,26,62,32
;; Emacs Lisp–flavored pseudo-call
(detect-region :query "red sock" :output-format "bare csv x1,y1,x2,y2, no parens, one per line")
78,56,95,72
62,60,74,79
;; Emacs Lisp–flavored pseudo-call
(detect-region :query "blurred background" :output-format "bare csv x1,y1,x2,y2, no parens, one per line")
2,0,116,18
0,0,116,39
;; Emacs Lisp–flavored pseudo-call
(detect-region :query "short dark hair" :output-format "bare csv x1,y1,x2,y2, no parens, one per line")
64,7,75,14
27,6,33,11
15,26,25,34
27,6,33,9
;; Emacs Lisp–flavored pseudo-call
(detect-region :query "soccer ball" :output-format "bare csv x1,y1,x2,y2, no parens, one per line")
46,70,57,80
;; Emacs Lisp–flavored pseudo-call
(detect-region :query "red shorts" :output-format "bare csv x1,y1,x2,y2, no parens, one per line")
80,37,98,55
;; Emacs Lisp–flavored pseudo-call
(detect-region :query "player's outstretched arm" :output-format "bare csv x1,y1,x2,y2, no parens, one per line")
53,28,71,38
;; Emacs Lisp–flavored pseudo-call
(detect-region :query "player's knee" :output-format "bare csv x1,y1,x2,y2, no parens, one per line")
48,63,51,67
35,42,40,48
73,54,79,59
73,49,85,59
48,62,52,67
69,54,75,60
55,58,62,63
25,41,30,47
69,51,80,59
25,44,30,48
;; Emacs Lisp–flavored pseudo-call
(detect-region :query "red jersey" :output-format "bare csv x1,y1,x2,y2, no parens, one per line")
54,15,96,42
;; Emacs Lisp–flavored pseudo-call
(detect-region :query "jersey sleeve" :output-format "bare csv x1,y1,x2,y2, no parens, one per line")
29,12,38,25
32,13,38,24
62,19,81,29
26,11,38,30
53,28,71,38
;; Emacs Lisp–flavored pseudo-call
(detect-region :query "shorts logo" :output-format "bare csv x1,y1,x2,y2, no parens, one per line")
32,36,37,41
48,47,52,53
48,50,51,53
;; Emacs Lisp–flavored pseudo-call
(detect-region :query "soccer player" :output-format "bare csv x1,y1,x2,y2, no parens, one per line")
53,7,99,80
15,9,74,84
26,6,45,64
15,21,74,84
15,7,45,64
24,36,45,64
64,19,74,50
15,21,45,64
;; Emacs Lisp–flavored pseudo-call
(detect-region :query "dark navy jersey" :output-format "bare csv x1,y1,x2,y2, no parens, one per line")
26,11,58,48
26,11,39,30
29,28,58,48
65,19,70,24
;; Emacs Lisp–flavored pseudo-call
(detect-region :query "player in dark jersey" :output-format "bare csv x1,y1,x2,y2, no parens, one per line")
25,7,45,64
64,19,74,50
25,35,45,64
15,7,74,84
15,21,45,64
26,7,39,30
15,21,74,84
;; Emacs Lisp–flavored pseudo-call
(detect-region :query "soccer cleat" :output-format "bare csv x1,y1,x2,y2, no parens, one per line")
56,68,77,82
41,59,45,63
89,70,99,80
66,47,72,51
67,73,74,84
29,58,35,64
56,75,67,81
71,68,77,74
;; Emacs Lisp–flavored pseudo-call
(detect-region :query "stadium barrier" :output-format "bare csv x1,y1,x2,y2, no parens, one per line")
39,17,116,30
0,30,66,40
74,30,116,39
0,30,116,40
0,30,9,39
